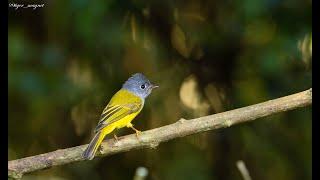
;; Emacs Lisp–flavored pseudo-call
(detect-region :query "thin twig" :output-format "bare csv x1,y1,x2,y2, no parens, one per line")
236,160,252,180
8,88,312,179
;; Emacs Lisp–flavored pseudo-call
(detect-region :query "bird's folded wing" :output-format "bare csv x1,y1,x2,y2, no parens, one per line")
94,103,141,133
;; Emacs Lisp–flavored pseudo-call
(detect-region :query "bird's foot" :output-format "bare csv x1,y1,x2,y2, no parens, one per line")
134,129,142,138
130,126,142,138
113,134,119,142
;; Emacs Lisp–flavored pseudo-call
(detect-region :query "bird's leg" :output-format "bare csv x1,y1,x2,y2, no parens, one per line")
113,134,119,142
127,123,141,138
131,126,142,137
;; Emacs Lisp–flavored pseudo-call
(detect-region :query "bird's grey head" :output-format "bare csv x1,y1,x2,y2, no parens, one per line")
122,73,158,99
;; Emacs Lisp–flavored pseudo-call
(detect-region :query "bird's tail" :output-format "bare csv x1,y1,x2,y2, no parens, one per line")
82,126,115,160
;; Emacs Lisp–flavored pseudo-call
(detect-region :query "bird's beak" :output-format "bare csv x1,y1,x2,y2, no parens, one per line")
151,84,159,89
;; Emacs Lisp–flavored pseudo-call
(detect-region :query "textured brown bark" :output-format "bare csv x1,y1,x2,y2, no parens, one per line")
8,88,312,179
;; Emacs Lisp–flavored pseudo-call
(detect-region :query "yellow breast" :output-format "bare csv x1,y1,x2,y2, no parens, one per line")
107,89,144,129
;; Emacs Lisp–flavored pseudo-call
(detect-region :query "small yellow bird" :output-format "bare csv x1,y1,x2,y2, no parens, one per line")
83,73,158,160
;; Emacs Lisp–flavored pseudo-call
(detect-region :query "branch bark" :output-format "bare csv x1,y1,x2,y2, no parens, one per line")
8,88,312,179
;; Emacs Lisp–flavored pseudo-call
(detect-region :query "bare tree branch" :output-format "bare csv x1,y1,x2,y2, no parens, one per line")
8,88,312,179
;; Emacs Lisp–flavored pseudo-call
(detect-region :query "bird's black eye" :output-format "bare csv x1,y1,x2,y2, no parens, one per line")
140,84,146,89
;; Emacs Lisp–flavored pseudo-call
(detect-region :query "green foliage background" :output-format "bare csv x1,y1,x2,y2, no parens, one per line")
9,0,311,179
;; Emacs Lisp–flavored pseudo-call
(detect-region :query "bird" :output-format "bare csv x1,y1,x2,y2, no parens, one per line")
82,73,158,160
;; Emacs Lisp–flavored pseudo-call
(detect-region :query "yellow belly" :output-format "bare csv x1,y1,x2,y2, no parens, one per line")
115,112,139,129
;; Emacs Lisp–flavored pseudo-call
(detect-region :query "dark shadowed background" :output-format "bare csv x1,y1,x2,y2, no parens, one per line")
9,0,311,179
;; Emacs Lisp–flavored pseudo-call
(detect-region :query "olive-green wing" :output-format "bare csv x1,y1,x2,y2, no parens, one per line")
94,103,142,133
